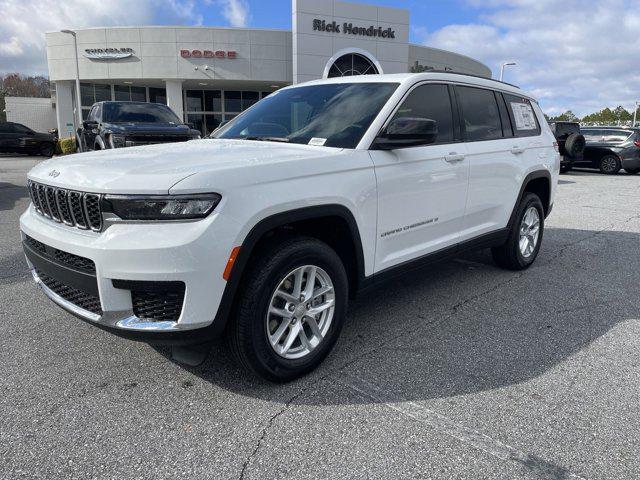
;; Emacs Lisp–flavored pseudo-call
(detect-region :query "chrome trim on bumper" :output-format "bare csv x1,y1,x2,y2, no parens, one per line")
31,269,181,332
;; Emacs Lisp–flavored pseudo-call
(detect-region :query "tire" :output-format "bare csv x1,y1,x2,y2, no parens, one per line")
564,133,585,158
599,155,621,174
492,193,544,271
39,143,54,157
227,236,348,382
625,168,640,175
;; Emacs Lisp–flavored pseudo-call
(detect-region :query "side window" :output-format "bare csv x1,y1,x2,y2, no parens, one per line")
0,123,13,133
496,92,514,137
456,86,502,141
503,93,541,138
95,104,102,122
390,83,454,144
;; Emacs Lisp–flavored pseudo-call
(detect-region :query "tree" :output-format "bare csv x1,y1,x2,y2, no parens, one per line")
0,73,51,122
550,110,578,122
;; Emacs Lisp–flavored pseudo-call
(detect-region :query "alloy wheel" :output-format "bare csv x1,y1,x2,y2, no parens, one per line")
519,206,540,258
601,156,618,173
266,265,335,360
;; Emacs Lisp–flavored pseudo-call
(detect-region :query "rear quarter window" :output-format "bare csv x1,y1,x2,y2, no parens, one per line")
504,93,541,137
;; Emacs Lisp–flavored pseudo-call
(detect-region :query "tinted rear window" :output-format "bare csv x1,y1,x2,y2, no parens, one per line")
456,86,502,141
504,93,541,137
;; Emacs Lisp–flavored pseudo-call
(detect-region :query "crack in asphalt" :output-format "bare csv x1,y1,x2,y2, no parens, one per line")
237,211,640,479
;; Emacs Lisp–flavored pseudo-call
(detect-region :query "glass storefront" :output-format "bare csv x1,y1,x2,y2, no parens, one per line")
78,83,273,135
79,83,167,120
184,89,270,136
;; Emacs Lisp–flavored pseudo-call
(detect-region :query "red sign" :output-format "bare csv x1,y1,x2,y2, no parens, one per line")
180,50,237,59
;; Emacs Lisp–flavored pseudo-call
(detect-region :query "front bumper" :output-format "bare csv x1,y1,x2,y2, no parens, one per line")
621,157,640,169
20,205,233,340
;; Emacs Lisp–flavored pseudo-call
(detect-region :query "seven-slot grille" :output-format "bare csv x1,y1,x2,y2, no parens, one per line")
28,181,103,232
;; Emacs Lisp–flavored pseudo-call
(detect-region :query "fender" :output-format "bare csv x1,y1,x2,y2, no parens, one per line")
209,204,366,336
507,169,552,229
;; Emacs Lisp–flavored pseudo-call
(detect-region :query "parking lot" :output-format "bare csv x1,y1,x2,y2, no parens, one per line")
1,155,639,479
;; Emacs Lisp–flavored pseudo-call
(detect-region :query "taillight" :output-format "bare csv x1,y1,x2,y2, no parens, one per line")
634,140,640,148
553,141,559,152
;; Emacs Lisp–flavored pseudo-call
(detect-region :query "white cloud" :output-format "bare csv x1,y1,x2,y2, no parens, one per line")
419,0,640,116
0,0,202,75
217,0,250,28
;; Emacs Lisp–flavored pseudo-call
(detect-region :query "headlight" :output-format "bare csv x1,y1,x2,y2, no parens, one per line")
104,194,221,220
108,133,126,148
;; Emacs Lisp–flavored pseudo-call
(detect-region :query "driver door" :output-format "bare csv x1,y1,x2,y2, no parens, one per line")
369,83,469,273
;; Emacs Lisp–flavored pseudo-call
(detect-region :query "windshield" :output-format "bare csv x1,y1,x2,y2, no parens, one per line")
103,103,182,124
212,82,398,148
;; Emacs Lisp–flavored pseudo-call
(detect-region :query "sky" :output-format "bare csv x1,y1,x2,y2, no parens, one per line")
1,0,639,116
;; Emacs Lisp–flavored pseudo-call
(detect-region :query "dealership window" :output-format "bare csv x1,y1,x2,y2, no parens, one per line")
149,87,167,104
114,85,146,102
184,90,266,136
327,53,379,77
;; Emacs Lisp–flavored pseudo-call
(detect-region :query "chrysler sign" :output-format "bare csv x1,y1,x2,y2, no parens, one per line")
312,19,395,39
83,48,134,60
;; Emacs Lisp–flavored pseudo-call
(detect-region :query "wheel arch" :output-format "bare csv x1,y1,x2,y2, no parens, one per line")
211,204,366,336
508,170,552,228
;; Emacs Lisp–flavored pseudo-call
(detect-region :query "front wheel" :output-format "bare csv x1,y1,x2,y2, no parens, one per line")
599,155,621,174
492,193,544,270
39,143,54,157
227,237,348,382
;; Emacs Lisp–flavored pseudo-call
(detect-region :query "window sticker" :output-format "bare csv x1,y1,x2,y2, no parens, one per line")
308,137,327,146
510,102,537,130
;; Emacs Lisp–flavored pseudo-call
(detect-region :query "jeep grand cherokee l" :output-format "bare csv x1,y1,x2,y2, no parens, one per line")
78,101,200,151
20,73,558,381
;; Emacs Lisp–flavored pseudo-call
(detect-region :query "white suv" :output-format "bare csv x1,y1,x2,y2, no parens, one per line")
20,73,559,381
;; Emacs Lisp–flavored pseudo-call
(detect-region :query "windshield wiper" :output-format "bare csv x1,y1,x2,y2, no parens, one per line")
242,136,290,143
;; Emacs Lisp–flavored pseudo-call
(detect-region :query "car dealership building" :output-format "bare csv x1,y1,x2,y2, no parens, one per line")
39,0,491,138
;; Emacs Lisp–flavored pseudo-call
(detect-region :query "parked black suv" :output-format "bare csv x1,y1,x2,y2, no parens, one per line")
578,127,640,174
78,101,200,151
548,121,585,173
0,122,56,157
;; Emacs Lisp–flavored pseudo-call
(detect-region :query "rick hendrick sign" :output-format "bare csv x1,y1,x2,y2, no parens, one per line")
312,19,395,38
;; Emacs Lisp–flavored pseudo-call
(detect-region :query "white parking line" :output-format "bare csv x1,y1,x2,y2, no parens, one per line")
340,375,586,479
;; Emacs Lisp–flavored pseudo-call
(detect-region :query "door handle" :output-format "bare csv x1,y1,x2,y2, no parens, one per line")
444,153,465,163
511,146,525,155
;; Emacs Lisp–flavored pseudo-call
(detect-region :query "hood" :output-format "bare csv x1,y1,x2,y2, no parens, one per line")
27,139,341,194
103,122,192,135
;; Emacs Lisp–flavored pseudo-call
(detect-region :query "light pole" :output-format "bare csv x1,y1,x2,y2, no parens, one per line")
499,61,517,82
633,101,640,128
61,29,83,151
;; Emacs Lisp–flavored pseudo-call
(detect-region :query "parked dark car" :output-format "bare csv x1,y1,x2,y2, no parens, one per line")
548,121,585,173
577,127,640,174
78,101,201,151
0,122,56,157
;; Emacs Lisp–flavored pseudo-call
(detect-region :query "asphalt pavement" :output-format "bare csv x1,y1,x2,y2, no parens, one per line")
1,154,639,479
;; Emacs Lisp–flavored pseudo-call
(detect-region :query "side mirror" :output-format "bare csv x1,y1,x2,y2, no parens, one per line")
82,120,98,130
373,117,438,150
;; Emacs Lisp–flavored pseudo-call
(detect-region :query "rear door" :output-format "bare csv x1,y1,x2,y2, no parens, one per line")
457,86,530,240
370,82,469,272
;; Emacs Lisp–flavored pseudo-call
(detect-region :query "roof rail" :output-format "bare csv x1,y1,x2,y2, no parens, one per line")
423,70,520,89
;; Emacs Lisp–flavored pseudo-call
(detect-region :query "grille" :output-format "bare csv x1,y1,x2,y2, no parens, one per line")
28,181,103,232
126,134,190,145
24,235,46,254
36,269,103,315
24,235,96,274
131,285,185,323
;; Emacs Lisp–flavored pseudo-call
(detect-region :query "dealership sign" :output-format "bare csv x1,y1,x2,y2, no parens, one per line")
312,19,395,39
83,48,134,60
180,50,237,59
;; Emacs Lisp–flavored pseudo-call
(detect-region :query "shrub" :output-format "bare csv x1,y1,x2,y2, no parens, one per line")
57,136,77,155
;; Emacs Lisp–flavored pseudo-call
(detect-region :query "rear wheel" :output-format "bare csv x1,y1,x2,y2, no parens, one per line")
39,143,54,157
492,193,544,270
599,155,621,174
625,168,639,175
227,236,348,382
